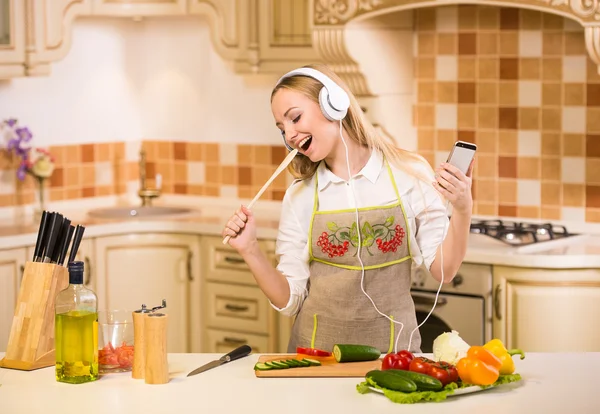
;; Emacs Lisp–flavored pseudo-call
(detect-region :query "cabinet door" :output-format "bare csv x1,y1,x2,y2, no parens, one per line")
0,248,27,352
493,267,600,352
0,0,26,78
94,233,201,353
204,328,269,354
91,0,187,16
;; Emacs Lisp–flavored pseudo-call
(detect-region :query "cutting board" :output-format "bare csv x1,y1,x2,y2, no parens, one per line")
254,354,382,378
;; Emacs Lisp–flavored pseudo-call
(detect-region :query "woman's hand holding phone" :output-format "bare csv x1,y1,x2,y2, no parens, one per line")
433,160,474,215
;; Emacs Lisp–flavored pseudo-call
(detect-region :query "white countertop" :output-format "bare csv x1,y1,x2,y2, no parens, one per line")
1,196,600,269
1,352,599,413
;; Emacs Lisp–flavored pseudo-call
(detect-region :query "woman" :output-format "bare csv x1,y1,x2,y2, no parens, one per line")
222,64,473,354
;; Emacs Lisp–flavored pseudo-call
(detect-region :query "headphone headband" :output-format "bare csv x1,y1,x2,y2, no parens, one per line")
276,67,350,121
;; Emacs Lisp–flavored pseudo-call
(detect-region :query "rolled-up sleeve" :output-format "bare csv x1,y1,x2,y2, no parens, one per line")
411,171,449,270
271,186,310,316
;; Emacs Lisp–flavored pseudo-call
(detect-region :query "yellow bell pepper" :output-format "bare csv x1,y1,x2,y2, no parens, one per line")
456,346,501,386
483,339,525,375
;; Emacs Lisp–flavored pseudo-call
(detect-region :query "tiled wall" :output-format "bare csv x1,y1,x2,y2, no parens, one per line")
0,141,291,208
414,5,600,223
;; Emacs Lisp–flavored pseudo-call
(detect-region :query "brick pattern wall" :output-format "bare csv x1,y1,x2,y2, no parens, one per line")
0,141,291,208
414,5,600,223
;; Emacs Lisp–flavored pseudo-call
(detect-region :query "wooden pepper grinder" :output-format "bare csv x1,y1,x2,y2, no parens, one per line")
132,304,151,379
144,311,169,384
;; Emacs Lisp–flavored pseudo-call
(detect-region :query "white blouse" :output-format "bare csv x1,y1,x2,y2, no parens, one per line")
273,149,449,316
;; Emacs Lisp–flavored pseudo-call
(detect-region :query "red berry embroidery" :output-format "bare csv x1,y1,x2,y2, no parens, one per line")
317,231,349,257
376,225,405,253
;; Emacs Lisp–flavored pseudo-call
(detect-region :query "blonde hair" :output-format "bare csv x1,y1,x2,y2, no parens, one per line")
271,63,434,185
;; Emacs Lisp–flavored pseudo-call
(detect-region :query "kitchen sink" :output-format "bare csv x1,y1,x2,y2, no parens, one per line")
87,206,195,219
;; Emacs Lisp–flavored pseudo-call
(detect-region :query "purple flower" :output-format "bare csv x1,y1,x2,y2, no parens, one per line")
17,163,27,181
6,119,17,127
16,127,32,142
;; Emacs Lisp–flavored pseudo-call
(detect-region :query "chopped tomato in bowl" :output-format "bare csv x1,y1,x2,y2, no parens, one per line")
99,341,135,373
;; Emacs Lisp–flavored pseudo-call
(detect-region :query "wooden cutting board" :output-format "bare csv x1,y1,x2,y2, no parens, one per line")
254,354,382,378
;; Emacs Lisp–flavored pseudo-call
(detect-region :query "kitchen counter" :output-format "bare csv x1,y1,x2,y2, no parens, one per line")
1,352,598,413
1,196,600,269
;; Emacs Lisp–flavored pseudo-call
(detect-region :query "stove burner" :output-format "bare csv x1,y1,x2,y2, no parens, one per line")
470,219,575,246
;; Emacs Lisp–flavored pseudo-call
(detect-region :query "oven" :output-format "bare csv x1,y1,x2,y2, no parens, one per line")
411,262,493,353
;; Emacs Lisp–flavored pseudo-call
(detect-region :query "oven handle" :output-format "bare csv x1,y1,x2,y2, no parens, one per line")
411,292,448,307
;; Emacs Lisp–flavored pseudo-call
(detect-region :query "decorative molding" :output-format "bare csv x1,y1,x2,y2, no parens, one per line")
312,27,373,96
313,0,600,25
585,26,600,74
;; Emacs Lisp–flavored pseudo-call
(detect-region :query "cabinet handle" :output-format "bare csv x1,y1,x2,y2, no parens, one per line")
84,256,92,286
223,337,247,345
224,256,245,265
187,250,193,281
411,292,447,307
225,303,249,312
494,284,502,320
20,265,25,282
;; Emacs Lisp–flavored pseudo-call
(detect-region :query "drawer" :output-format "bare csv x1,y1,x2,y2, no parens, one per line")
201,236,276,286
205,282,270,334
204,328,269,354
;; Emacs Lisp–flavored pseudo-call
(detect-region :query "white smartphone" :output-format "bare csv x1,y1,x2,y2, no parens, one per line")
446,141,477,175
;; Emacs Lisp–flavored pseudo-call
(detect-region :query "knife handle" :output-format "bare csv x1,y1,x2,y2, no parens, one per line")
222,344,252,362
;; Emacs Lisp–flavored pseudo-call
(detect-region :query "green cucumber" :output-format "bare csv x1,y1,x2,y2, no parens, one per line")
285,359,302,367
296,359,311,367
269,361,289,369
366,370,417,393
332,344,381,363
384,369,443,391
303,358,322,366
254,362,272,371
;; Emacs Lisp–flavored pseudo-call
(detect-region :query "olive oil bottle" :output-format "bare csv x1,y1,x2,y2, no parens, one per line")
55,260,98,384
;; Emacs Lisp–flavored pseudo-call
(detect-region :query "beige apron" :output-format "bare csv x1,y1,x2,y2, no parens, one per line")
288,161,422,354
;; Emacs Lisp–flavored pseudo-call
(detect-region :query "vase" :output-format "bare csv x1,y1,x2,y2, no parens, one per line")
34,177,46,221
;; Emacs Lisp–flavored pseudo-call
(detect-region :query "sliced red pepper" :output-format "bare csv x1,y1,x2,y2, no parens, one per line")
296,347,332,357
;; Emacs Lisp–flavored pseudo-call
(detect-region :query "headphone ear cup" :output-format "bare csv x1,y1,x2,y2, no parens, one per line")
319,87,346,121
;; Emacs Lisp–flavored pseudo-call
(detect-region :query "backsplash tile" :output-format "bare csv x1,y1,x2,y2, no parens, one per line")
0,140,293,210
414,5,600,222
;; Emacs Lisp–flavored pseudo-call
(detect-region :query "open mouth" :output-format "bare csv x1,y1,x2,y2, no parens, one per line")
298,136,312,152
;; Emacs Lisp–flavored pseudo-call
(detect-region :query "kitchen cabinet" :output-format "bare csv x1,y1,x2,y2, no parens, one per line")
0,0,26,78
200,235,293,353
0,247,27,352
93,233,201,353
90,0,187,17
492,266,600,352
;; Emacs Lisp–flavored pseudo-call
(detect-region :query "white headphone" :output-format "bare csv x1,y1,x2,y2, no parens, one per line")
276,67,351,150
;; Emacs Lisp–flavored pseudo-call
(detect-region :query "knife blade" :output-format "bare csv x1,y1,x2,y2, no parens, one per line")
187,344,252,377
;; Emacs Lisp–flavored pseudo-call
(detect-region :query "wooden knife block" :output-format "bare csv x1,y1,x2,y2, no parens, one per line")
0,262,69,371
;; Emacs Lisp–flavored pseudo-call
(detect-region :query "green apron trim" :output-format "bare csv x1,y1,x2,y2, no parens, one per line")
308,157,413,265
310,313,318,349
311,255,412,271
388,315,394,354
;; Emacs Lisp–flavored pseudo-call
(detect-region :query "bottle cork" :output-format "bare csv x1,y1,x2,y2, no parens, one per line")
144,312,169,384
132,309,148,379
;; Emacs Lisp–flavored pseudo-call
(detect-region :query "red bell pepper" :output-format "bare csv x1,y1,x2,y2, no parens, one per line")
381,350,414,371
296,347,332,357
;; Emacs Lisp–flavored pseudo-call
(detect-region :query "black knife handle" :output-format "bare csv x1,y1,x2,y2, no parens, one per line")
43,213,62,262
33,211,48,261
221,344,252,363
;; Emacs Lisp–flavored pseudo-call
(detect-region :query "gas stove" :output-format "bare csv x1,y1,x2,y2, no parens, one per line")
470,219,577,246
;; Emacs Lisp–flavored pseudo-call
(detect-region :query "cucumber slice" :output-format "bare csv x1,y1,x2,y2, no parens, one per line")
270,361,289,369
264,361,278,368
303,358,322,366
285,359,302,367
254,362,273,371
296,359,311,367
332,344,381,363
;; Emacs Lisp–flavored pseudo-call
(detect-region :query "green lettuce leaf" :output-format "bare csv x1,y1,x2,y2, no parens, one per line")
356,374,522,404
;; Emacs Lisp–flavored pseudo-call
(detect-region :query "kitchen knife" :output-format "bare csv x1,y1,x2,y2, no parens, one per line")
42,213,63,263
37,211,55,261
51,218,71,264
187,344,252,377
32,210,49,262
58,224,75,266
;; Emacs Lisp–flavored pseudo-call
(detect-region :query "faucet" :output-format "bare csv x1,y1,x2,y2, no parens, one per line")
138,148,161,207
